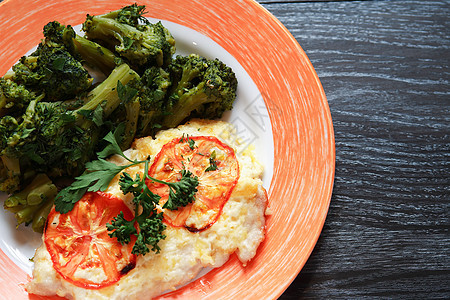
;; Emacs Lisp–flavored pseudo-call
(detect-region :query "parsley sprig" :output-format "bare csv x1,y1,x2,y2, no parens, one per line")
54,132,200,255
161,169,198,210
54,131,140,214
107,159,166,255
108,159,198,255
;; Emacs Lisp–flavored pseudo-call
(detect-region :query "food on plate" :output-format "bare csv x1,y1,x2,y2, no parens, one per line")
26,119,269,299
0,4,237,232
44,192,137,289
159,54,237,128
81,4,176,72
147,135,239,231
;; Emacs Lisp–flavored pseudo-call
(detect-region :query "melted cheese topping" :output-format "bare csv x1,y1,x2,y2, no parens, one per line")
27,119,268,300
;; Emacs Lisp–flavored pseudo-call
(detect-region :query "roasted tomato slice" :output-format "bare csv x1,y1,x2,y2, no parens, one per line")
147,136,239,231
45,192,136,289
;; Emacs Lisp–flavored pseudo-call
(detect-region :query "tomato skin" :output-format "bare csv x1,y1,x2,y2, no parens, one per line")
45,192,136,289
147,136,239,231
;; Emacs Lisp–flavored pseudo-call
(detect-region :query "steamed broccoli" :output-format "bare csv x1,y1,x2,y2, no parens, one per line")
1,100,92,178
73,34,122,76
0,64,139,192
76,63,139,121
0,63,139,231
106,65,172,146
3,173,56,232
0,4,239,234
0,78,44,117
40,21,122,77
112,54,238,136
82,4,175,72
162,54,237,128
9,21,93,101
130,66,171,137
39,21,78,55
11,49,92,101
0,151,21,194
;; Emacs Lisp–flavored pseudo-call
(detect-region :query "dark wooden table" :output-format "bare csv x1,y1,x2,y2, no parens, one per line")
256,0,449,298
0,0,447,298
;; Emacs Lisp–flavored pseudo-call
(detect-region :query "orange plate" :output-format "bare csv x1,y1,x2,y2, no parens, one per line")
0,0,335,299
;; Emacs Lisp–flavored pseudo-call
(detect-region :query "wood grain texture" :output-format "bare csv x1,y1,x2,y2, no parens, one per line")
258,0,450,298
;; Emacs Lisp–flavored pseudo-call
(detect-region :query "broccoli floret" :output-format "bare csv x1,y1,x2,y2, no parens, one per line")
0,63,139,194
40,21,122,77
79,63,141,150
37,21,123,77
0,78,45,117
114,3,148,27
7,21,93,101
82,4,175,72
105,78,139,150
0,98,84,179
76,63,139,120
10,56,40,88
11,48,92,101
3,173,57,232
130,66,171,137
0,62,137,189
39,21,78,55
0,154,21,194
162,54,237,128
0,116,19,155
73,34,123,76
0,103,39,193
107,65,172,146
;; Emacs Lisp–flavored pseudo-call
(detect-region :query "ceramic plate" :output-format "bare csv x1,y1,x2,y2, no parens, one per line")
0,0,335,299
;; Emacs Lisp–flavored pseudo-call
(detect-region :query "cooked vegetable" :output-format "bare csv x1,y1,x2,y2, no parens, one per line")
0,64,138,231
3,173,56,232
5,173,56,207
147,136,239,231
40,20,122,76
76,63,138,121
55,130,199,256
130,66,171,137
10,21,93,101
162,54,238,128
45,191,137,288
0,78,44,117
82,3,175,72
107,159,167,255
0,4,237,233
1,63,138,186
73,34,122,76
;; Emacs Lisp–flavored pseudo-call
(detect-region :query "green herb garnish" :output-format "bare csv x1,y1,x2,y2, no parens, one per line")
54,132,200,255
161,169,199,210
54,130,139,214
179,133,196,150
107,159,166,255
205,150,218,172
